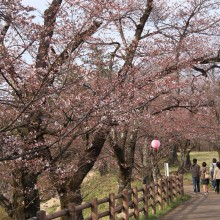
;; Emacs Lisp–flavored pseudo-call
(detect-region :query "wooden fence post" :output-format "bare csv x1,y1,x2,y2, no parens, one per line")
133,187,139,219
37,210,46,220
158,179,162,211
173,175,177,200
122,190,129,220
169,176,173,202
68,203,76,220
143,184,148,219
163,177,169,207
150,182,156,215
180,174,184,196
109,193,115,220
33,176,184,220
91,198,98,220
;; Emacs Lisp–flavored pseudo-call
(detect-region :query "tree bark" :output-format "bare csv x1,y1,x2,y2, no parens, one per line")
178,147,191,173
167,145,179,166
109,126,138,195
58,186,83,220
11,170,25,220
218,150,220,162
51,126,110,220
21,171,40,219
118,165,133,193
0,169,37,220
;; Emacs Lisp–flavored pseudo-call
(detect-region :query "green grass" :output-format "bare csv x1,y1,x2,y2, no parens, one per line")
190,151,218,167
158,151,219,184
0,207,11,220
47,205,59,214
138,194,191,220
182,151,218,185
80,167,193,219
81,172,119,219
81,171,118,201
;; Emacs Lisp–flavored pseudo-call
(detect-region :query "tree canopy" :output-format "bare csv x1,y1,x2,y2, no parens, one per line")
1,0,220,218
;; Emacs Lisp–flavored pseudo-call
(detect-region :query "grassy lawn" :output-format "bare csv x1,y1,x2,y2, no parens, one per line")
190,151,218,167
0,208,10,220
182,151,218,185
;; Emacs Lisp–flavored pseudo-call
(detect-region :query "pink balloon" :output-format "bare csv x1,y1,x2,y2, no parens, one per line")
151,140,160,150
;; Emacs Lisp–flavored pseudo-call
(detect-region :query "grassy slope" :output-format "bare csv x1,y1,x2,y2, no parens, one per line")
181,151,218,184
190,151,218,167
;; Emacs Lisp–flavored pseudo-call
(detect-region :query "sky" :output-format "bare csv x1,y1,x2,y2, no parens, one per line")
22,0,52,21
20,1,53,63
22,0,51,11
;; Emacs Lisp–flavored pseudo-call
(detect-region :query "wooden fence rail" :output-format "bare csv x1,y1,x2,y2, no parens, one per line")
30,175,184,220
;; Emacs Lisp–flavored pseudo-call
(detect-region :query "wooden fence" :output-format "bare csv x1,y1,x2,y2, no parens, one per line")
31,175,184,220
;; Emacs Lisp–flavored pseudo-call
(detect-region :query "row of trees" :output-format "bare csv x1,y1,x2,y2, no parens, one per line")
1,0,220,219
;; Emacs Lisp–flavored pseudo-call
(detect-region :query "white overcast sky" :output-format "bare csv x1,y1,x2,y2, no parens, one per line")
22,0,52,10
22,0,52,19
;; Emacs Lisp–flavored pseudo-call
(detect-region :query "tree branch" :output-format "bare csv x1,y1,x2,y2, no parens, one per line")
36,0,63,69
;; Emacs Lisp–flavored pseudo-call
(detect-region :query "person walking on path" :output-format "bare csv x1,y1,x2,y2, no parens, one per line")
213,161,220,194
190,158,200,194
201,162,209,195
210,158,217,191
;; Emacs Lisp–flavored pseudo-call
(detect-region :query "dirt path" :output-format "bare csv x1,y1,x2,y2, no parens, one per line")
160,185,220,220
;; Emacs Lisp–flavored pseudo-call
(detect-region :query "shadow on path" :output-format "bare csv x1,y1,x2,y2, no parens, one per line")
160,185,220,220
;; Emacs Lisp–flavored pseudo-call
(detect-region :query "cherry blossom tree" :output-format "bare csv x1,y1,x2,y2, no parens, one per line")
0,0,109,218
106,0,220,194
1,0,220,219
198,77,220,160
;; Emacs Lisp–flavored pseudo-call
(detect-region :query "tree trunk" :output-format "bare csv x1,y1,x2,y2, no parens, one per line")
118,166,132,193
177,139,194,173
167,145,179,166
109,126,138,195
98,160,108,176
21,171,40,219
51,126,110,220
11,202,25,220
2,170,40,220
178,149,191,173
11,171,25,220
186,152,191,168
58,186,83,220
218,150,220,162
